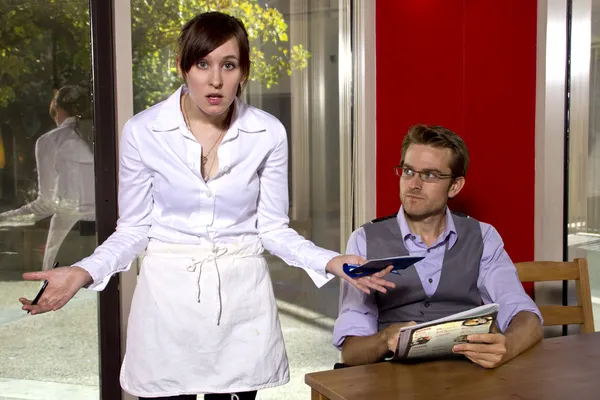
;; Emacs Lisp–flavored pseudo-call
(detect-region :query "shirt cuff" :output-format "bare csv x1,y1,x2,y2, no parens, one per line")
74,257,114,291
304,249,339,288
332,312,378,350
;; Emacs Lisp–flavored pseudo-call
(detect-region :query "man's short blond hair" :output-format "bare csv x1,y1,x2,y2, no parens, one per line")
401,124,470,178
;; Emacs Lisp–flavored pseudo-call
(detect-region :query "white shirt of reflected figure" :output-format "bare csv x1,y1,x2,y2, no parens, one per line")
0,116,95,270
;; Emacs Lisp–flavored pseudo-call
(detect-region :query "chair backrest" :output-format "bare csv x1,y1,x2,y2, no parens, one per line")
515,259,595,333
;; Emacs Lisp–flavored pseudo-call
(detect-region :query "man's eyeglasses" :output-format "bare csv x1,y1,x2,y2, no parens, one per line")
393,166,454,183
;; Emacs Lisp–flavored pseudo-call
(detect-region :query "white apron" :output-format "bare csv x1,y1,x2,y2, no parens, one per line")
120,239,290,397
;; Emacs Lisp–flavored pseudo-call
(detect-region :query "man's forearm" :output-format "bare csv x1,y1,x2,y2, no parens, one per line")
503,311,543,362
341,333,389,366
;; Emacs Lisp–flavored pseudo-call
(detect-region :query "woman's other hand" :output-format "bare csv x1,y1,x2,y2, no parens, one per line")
19,266,93,315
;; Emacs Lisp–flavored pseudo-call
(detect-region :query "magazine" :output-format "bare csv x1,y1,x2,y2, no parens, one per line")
390,303,499,361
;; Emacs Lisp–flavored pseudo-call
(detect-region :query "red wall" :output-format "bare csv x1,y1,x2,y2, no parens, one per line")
376,1,537,289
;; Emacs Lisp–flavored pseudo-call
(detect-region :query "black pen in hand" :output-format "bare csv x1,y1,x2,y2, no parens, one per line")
28,261,60,314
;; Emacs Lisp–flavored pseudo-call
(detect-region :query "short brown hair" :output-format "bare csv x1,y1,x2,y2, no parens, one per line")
177,12,250,97
400,124,470,177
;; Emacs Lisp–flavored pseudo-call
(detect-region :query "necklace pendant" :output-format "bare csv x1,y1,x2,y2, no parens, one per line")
201,156,208,165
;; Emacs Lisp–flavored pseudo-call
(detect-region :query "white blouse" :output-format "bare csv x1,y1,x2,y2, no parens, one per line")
76,86,337,290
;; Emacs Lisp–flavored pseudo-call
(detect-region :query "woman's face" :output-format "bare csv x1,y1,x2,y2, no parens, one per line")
183,37,245,118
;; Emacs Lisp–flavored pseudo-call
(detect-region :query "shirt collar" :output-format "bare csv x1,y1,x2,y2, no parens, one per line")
60,117,77,128
397,206,458,249
150,85,267,137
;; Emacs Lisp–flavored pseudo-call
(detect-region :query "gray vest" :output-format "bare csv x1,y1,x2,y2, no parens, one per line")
363,213,484,331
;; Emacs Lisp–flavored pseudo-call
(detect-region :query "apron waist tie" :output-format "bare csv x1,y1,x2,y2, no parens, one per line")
187,245,228,325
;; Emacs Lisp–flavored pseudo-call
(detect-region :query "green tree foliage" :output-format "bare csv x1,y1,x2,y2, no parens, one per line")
0,0,310,114
0,0,91,109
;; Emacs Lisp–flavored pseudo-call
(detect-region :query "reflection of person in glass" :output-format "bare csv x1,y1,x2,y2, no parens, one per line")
0,86,95,270
18,12,394,400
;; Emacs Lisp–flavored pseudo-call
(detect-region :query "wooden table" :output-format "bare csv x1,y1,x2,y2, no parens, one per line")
305,332,600,400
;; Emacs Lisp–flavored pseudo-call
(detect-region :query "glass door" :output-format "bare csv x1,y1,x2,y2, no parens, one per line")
566,0,600,332
0,1,101,398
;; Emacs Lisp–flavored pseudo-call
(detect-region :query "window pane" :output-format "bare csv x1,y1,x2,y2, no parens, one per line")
256,2,345,399
567,3,600,331
0,1,99,398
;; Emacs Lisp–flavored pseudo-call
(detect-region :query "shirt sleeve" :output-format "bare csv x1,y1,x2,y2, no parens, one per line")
0,135,58,220
257,123,339,288
477,222,543,332
74,120,152,290
332,227,379,349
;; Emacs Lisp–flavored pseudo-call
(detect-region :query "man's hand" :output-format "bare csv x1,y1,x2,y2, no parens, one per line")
326,255,396,294
452,333,508,368
380,321,417,352
19,266,93,315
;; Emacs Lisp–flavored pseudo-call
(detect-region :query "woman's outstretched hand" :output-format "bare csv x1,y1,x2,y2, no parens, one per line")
19,266,93,315
326,255,396,294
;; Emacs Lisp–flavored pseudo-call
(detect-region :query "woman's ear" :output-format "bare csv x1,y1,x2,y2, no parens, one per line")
448,176,465,199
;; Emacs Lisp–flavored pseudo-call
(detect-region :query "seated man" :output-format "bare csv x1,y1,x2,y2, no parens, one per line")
333,124,543,369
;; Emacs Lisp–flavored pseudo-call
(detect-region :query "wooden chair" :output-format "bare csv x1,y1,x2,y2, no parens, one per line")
515,258,595,333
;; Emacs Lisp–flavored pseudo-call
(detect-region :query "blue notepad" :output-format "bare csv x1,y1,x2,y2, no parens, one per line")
343,256,424,278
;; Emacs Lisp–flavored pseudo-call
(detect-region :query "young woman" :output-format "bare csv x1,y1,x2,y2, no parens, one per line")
19,12,393,400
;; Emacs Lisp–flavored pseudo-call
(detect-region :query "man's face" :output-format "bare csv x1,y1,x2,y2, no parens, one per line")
399,144,463,220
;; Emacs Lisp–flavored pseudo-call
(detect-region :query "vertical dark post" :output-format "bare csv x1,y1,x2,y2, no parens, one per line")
562,0,573,337
89,0,122,397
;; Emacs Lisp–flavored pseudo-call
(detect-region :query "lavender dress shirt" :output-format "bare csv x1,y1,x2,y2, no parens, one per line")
333,207,542,349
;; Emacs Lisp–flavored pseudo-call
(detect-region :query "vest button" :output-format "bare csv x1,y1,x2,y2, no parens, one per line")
424,301,430,307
